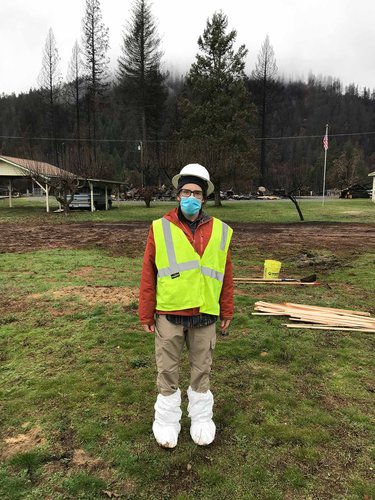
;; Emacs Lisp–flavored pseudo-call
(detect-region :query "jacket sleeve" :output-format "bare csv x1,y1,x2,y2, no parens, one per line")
219,249,234,320
138,225,157,325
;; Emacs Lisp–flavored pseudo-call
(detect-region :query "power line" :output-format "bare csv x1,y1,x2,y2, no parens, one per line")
1,130,375,143
0,135,165,143
256,131,375,141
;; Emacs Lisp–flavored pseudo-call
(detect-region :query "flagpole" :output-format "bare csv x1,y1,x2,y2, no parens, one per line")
322,123,329,206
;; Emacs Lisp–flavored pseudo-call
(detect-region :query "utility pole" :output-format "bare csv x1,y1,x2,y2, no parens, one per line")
322,124,329,206
138,141,144,187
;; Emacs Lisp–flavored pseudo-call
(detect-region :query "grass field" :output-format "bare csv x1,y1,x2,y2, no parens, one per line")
0,199,374,499
0,196,374,224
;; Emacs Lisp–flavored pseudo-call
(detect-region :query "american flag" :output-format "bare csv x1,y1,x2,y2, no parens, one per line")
323,132,328,151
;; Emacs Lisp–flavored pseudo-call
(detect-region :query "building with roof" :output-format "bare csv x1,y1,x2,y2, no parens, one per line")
0,156,123,212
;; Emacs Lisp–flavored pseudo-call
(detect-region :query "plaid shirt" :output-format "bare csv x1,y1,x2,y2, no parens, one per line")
166,313,217,328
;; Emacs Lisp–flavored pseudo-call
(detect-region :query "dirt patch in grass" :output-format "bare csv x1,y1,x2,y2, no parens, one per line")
52,285,139,305
294,250,340,269
70,266,95,277
72,448,104,469
1,426,46,460
0,221,374,258
320,393,350,412
0,297,29,315
233,287,252,296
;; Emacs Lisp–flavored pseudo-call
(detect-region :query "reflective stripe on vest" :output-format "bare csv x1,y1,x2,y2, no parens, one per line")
152,216,232,314
200,266,224,282
157,217,199,278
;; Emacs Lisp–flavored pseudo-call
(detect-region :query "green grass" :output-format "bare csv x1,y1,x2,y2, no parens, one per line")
0,205,374,499
0,196,374,223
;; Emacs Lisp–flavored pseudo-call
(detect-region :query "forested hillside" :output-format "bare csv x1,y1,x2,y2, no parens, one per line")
1,0,374,195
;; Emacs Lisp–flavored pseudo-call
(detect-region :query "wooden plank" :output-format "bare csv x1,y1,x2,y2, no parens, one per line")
287,310,375,325
255,306,286,314
284,324,375,333
283,302,371,317
253,301,375,329
236,281,319,285
281,309,375,327
255,302,372,319
234,277,299,282
289,316,375,328
252,312,286,316
254,304,288,313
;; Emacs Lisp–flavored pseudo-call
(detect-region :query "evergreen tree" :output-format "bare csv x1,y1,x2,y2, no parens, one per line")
179,11,256,203
117,0,167,185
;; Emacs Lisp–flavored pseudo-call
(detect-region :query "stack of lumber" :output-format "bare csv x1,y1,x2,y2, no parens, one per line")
253,301,375,333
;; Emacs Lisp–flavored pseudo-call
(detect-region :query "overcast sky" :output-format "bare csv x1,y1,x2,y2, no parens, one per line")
1,0,375,96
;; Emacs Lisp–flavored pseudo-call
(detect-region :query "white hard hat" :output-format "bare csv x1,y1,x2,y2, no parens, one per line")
172,163,215,195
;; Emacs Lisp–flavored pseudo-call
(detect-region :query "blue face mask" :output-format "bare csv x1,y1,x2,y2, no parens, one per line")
180,196,202,217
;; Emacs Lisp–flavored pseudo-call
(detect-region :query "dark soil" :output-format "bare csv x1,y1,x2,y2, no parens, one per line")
0,221,374,258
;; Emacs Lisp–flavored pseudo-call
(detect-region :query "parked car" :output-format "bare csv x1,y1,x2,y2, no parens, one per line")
70,187,112,210
340,184,370,199
0,186,20,197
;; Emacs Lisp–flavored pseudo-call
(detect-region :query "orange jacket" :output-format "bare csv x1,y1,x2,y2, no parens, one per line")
138,208,234,325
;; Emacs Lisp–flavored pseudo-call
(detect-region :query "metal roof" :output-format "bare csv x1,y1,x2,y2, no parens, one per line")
0,156,74,178
0,156,123,184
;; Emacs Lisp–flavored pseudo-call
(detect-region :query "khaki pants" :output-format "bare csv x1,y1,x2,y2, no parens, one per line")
155,315,217,396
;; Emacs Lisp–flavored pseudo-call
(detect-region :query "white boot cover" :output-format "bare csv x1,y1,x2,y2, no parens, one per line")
187,386,216,446
152,389,182,448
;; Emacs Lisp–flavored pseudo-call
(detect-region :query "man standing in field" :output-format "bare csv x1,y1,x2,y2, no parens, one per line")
138,163,234,448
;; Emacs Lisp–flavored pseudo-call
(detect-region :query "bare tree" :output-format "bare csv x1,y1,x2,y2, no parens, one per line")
62,143,99,179
20,157,80,214
137,186,161,207
48,175,81,214
38,28,62,165
141,140,179,185
328,143,366,189
52,145,112,213
66,41,85,145
251,35,278,186
24,145,112,214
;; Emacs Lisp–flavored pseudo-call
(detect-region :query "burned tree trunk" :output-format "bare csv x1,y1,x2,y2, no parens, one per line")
288,191,304,221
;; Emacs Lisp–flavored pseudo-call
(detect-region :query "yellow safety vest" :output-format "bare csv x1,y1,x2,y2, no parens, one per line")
152,216,232,315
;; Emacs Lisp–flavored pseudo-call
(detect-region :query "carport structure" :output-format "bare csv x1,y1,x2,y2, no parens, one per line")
0,156,123,212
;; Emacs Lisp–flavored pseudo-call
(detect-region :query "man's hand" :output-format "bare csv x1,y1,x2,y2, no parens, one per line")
220,319,231,336
142,324,155,333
